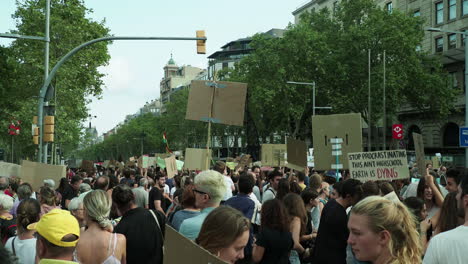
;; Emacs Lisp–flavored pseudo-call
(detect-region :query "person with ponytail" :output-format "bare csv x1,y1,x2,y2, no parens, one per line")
347,196,422,264
75,190,127,264
4,198,40,264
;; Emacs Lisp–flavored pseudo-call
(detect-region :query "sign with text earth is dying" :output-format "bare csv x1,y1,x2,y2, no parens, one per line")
347,150,409,182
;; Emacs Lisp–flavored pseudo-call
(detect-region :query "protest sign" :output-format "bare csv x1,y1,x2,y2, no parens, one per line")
226,162,238,170
176,160,184,170
185,80,248,126
312,113,362,170
80,160,94,172
164,225,227,264
286,138,307,172
431,156,440,169
0,162,21,177
102,160,110,168
165,156,178,178
142,156,150,168
261,144,286,167
20,160,66,191
413,133,425,176
157,157,166,169
184,148,212,170
347,150,409,182
147,157,157,168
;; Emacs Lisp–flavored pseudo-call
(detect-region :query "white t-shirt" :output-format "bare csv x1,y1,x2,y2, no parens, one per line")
164,184,170,194
423,225,468,264
223,176,234,201
5,236,37,264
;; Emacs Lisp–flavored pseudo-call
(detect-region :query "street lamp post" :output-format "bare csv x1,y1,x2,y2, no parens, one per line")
427,27,468,168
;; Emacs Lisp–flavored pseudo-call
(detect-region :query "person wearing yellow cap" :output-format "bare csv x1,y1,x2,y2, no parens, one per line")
27,209,80,263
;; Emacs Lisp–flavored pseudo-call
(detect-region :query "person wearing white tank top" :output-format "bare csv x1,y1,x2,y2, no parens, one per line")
75,190,127,264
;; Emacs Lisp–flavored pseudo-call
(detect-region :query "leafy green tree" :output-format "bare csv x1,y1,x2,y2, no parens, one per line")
0,0,111,161
228,0,456,147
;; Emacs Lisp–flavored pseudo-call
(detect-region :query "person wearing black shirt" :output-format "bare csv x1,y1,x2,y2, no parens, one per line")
312,179,362,264
112,184,165,264
149,174,167,214
61,176,82,209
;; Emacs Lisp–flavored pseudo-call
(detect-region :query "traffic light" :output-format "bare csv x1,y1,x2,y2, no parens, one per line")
44,115,54,142
196,30,206,54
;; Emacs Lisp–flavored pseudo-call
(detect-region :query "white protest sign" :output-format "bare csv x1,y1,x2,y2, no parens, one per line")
347,150,409,182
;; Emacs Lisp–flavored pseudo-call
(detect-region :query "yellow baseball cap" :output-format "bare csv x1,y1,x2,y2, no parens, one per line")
28,209,80,247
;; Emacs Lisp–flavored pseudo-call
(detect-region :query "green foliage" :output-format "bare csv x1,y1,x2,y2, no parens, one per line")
228,0,455,142
0,0,111,161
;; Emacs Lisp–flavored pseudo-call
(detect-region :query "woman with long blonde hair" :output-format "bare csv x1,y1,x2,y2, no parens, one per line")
75,190,126,264
348,196,421,264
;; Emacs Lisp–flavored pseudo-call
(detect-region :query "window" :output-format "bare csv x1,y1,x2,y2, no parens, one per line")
413,10,421,17
416,45,422,52
386,2,393,14
464,0,468,16
449,34,457,49
449,0,457,20
449,72,458,89
435,37,443,52
435,2,444,24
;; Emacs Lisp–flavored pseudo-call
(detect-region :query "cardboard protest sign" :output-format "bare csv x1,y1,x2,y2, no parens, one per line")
431,156,440,169
80,160,94,172
165,156,178,178
185,80,248,126
184,148,211,170
347,150,409,182
0,162,21,177
286,138,307,172
164,225,227,264
261,144,287,167
312,113,363,170
20,160,66,191
413,133,425,176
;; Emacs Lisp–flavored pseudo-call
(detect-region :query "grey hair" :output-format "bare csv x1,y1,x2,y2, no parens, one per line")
79,183,92,193
139,177,148,187
68,197,83,211
43,179,55,189
17,184,32,200
0,193,14,211
0,176,9,191
83,190,112,231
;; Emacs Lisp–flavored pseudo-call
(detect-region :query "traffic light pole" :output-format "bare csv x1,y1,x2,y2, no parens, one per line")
37,35,207,162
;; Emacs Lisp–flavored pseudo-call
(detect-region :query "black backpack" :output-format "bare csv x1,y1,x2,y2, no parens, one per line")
0,217,17,244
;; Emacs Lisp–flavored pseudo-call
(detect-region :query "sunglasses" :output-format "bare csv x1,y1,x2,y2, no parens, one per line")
193,189,210,198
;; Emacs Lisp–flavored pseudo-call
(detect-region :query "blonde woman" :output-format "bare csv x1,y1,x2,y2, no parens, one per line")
75,190,126,264
347,196,421,264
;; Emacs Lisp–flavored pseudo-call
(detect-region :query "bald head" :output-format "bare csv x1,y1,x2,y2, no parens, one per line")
94,176,109,191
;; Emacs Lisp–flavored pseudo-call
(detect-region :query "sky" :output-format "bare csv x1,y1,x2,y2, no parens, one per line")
0,0,308,135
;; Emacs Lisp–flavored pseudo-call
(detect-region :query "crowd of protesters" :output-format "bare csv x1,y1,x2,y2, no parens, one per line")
0,158,467,264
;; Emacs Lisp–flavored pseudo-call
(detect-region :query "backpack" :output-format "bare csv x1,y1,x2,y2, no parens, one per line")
0,217,17,245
